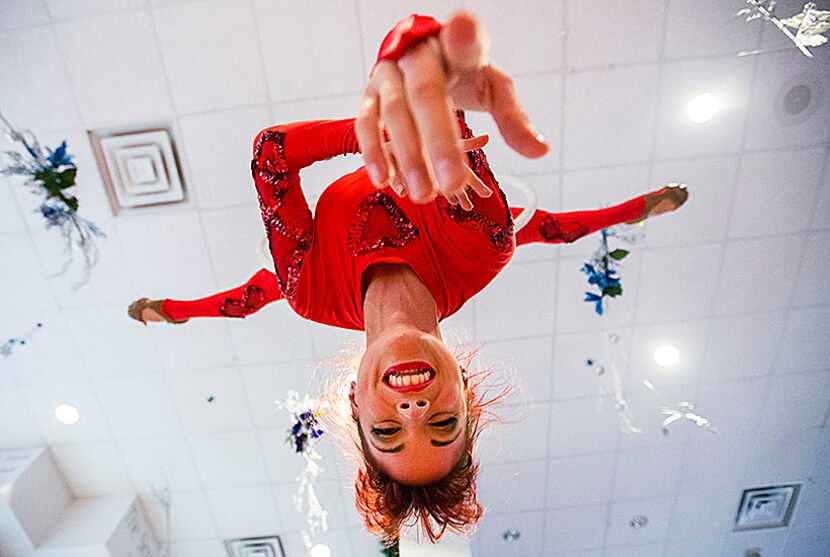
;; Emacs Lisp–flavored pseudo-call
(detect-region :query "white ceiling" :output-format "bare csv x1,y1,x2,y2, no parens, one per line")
1,0,829,556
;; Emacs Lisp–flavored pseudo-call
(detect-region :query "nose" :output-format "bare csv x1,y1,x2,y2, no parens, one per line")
396,399,430,420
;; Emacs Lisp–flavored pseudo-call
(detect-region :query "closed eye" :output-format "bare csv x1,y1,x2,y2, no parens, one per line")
430,417,458,429
371,426,401,437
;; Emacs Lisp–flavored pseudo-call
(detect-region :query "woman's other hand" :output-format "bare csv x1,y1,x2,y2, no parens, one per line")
356,9,550,206
382,134,494,211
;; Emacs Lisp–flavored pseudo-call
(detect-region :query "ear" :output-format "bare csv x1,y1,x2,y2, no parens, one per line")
349,381,359,418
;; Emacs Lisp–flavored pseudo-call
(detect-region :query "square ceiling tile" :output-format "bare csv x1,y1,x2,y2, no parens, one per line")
564,66,659,169
774,306,830,374
745,48,830,152
649,157,738,247
728,148,826,239
474,0,563,74
201,205,270,288
93,373,184,439
188,431,269,489
54,11,173,127
149,318,235,372
153,0,267,113
226,302,314,364
0,0,50,29
783,524,830,557
553,329,634,401
50,441,134,497
615,386,694,451
0,27,81,133
656,56,754,160
603,543,665,557
720,523,788,557
676,434,754,496
635,244,722,323
757,371,830,437
693,378,768,441
701,312,787,384
140,490,218,542
273,481,347,531
0,389,44,449
790,474,830,529
26,383,113,444
545,504,607,553
549,398,618,457
474,510,544,557
172,367,254,434
255,0,364,102
669,492,736,541
478,402,550,463
475,260,557,341
714,235,804,315
664,0,762,59
178,106,269,209
118,437,202,494
206,486,283,539
8,310,88,389
547,452,615,508
613,446,685,501
466,73,562,175
480,336,553,403
479,459,547,514
792,232,830,307
606,497,671,547
240,361,317,430
568,0,664,68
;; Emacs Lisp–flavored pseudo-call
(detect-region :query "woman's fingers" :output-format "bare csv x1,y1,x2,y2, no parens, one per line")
464,164,493,198
483,65,550,158
398,37,466,201
462,134,489,151
355,92,389,186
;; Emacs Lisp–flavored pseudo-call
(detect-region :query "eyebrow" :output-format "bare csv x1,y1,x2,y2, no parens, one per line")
370,427,463,453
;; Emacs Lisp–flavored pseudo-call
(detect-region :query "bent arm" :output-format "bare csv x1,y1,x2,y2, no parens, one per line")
513,195,645,246
161,268,283,321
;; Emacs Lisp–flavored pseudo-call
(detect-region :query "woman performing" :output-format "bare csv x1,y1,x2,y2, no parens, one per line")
128,11,688,545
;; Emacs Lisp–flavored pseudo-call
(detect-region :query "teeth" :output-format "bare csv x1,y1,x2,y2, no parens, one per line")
387,370,432,387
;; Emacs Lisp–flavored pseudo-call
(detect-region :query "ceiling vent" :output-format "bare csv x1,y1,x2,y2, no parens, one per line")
224,535,286,557
775,72,823,127
734,484,800,531
88,123,186,214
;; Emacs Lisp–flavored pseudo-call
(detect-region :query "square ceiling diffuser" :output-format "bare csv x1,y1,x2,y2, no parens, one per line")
89,124,185,214
734,484,801,531
224,535,285,557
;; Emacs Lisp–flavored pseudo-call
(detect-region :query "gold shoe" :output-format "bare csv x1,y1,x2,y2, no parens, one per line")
127,298,189,325
626,183,689,225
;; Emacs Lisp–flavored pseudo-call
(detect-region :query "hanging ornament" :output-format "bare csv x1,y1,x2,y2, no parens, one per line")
580,224,642,316
275,391,328,552
1,322,43,357
659,401,719,436
0,108,106,290
737,1,830,58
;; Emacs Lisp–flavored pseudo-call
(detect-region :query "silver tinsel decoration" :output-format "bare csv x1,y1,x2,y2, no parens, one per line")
0,108,106,290
737,1,830,57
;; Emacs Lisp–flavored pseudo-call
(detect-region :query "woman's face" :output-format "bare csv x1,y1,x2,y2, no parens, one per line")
352,325,467,486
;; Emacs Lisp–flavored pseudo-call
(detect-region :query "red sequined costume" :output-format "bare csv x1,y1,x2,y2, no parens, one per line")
160,14,646,330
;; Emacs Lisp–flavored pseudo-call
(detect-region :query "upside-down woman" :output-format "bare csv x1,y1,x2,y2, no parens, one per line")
127,11,688,545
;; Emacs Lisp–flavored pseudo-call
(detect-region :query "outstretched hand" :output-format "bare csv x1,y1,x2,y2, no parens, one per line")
357,9,550,206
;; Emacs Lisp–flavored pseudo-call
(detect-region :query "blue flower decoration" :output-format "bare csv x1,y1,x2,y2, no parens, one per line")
288,409,325,454
46,141,75,169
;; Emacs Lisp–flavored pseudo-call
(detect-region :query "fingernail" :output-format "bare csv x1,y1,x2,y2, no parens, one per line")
407,169,431,198
367,163,382,185
437,158,464,190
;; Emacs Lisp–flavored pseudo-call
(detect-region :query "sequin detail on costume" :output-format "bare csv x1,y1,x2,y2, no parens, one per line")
252,130,312,302
347,190,420,255
442,109,515,251
219,285,267,318
539,214,589,243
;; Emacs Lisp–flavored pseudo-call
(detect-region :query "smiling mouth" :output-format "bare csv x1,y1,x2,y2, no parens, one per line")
383,360,436,393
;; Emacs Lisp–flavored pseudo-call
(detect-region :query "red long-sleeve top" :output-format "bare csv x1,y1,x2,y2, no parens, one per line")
162,14,647,329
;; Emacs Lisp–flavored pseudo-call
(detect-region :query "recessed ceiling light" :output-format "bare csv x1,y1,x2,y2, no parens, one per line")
686,93,721,124
54,403,80,425
309,544,331,557
654,344,680,367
